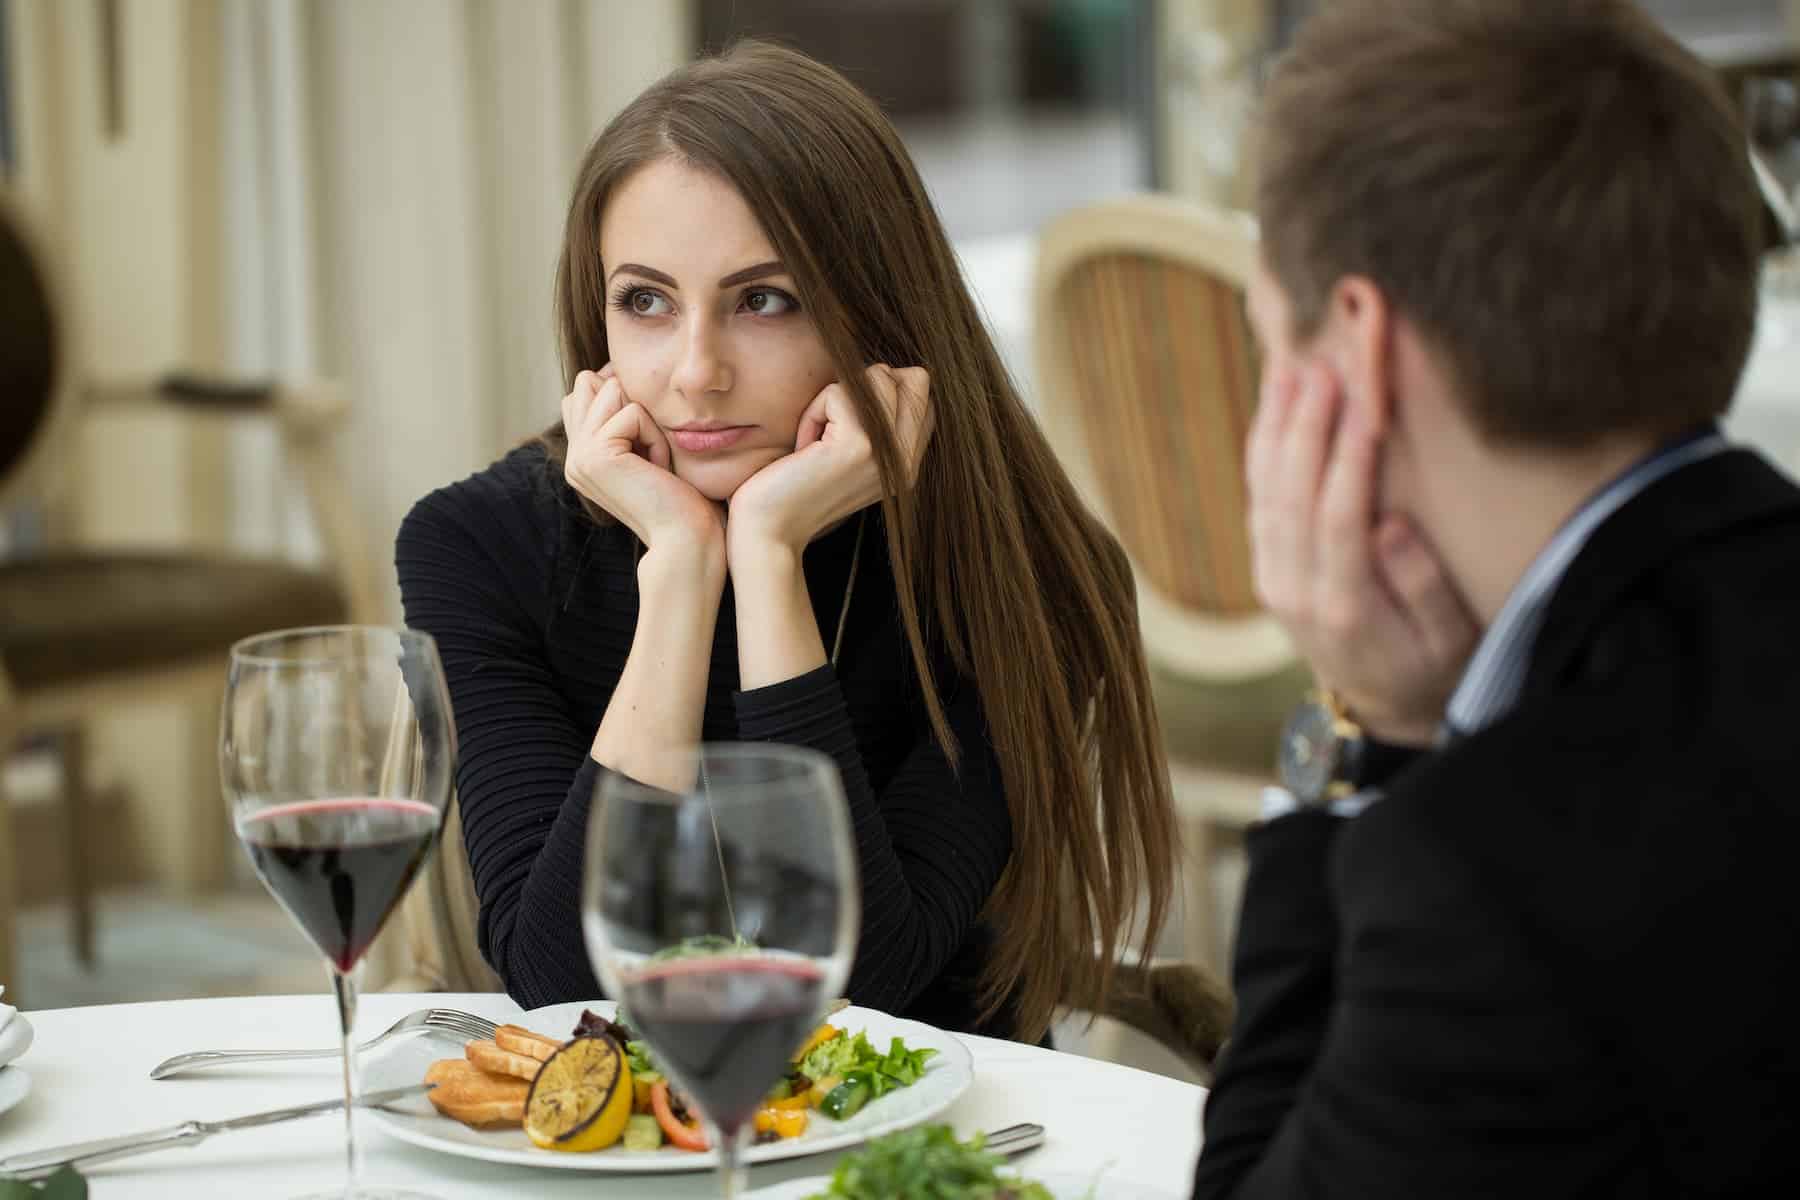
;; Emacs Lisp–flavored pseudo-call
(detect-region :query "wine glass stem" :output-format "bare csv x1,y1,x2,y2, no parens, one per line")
331,963,364,1192
714,1121,749,1198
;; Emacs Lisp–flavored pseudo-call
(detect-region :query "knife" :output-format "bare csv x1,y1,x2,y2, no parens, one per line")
0,1082,434,1178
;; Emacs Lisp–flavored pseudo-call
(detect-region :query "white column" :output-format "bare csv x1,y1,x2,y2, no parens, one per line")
1157,0,1268,210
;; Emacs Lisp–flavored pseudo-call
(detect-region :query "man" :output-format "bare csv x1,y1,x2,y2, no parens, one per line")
1194,1,1799,1196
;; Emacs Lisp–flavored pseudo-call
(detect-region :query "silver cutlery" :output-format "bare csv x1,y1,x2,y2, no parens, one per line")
0,1082,434,1178
149,1007,497,1079
983,1123,1046,1157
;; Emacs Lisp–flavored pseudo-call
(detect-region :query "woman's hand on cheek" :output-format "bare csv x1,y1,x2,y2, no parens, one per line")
726,364,933,561
561,365,724,572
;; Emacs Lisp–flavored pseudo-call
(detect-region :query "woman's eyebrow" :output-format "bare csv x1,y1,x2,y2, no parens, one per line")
609,263,678,287
717,260,785,288
606,260,787,290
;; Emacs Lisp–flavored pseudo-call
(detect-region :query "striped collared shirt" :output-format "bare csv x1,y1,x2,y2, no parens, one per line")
1262,426,1731,823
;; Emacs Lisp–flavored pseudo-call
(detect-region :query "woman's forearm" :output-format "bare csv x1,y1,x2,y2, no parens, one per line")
731,539,827,690
590,543,726,788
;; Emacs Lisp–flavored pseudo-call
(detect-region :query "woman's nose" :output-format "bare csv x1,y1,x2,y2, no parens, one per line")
670,314,732,399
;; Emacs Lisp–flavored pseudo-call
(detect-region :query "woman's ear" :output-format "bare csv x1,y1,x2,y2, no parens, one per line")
1322,275,1395,438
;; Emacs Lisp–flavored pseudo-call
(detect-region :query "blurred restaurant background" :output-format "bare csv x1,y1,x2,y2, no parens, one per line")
1,0,1797,1081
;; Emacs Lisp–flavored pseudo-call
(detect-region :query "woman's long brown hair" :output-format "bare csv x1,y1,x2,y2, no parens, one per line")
545,41,1175,1041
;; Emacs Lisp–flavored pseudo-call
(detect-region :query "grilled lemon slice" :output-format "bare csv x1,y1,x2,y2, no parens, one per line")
523,1034,633,1152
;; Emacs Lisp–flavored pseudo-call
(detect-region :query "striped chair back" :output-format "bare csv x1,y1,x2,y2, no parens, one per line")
1034,195,1291,682
1055,252,1260,616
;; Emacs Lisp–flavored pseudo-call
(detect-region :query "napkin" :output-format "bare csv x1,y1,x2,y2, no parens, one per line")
0,985,33,1069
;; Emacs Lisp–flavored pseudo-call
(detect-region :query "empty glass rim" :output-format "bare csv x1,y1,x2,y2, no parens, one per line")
598,742,839,802
228,624,439,667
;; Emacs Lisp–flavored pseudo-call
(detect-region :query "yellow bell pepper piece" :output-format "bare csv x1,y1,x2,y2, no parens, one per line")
766,1090,811,1111
754,1106,810,1139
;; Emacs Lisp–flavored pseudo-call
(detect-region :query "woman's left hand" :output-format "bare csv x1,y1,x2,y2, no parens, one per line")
727,364,933,558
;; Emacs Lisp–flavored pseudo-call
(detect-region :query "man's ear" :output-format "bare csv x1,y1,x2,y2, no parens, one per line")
1320,275,1394,437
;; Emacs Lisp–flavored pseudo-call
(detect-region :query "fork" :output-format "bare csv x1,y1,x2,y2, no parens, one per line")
149,1007,499,1080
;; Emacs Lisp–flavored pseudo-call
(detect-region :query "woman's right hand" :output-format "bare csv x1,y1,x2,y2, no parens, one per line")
561,366,723,566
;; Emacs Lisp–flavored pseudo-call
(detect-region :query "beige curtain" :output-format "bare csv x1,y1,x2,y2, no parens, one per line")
225,0,693,614
0,0,690,917
222,0,692,985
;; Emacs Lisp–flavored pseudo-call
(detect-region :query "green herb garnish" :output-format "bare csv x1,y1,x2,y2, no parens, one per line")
806,1125,1054,1199
0,1166,87,1199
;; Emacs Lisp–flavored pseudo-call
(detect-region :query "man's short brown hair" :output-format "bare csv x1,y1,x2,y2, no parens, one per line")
1257,0,1764,447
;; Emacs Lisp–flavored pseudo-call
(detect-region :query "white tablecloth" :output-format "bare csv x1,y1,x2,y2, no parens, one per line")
0,992,1204,1197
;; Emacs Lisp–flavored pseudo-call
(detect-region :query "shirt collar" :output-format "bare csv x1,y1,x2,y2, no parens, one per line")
1441,425,1730,740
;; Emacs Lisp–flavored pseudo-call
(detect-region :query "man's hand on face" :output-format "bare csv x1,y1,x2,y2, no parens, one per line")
1247,362,1481,746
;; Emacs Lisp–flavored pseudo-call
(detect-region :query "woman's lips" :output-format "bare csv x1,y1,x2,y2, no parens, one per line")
667,425,754,453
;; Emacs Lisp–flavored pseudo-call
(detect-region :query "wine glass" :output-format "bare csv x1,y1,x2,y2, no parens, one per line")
582,744,859,1198
220,626,456,1200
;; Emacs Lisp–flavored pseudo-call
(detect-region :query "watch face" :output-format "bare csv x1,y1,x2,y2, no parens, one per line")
1278,701,1341,802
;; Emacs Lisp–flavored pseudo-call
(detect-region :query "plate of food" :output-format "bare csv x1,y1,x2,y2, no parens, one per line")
743,1125,1183,1199
363,1000,973,1172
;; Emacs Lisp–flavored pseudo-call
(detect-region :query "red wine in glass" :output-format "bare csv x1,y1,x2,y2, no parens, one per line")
221,625,455,1200
585,744,858,1198
237,797,441,973
622,957,828,1137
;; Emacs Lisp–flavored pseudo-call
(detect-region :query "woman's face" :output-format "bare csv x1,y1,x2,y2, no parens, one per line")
598,157,837,502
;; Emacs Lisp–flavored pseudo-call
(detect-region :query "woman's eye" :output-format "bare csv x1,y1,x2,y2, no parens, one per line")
630,289,672,316
742,288,796,316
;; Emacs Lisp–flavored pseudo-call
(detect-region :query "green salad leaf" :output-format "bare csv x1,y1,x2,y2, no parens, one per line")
623,1039,662,1081
806,1125,1055,1199
801,1031,937,1104
800,1031,864,1081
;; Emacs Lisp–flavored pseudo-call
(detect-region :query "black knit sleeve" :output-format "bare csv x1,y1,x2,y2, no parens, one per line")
734,666,1012,1014
394,458,606,1006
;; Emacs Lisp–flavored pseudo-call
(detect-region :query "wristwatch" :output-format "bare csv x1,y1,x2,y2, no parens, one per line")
1277,690,1423,807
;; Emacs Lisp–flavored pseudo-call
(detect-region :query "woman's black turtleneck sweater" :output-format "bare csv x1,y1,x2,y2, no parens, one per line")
395,444,1019,1037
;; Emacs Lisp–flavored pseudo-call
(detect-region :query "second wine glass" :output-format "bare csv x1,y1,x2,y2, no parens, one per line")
582,744,859,1198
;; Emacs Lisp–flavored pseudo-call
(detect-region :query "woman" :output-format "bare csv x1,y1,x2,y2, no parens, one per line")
396,41,1174,1043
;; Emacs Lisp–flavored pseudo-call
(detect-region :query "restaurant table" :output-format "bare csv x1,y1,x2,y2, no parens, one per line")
0,991,1204,1197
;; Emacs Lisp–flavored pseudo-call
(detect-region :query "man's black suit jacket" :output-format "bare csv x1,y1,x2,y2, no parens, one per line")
1194,448,1800,1198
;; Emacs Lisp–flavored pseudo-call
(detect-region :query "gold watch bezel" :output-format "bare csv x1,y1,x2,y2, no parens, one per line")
1278,689,1365,804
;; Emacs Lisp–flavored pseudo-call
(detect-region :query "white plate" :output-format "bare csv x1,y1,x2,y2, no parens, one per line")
0,1067,31,1120
363,1001,973,1173
746,1170,1181,1199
